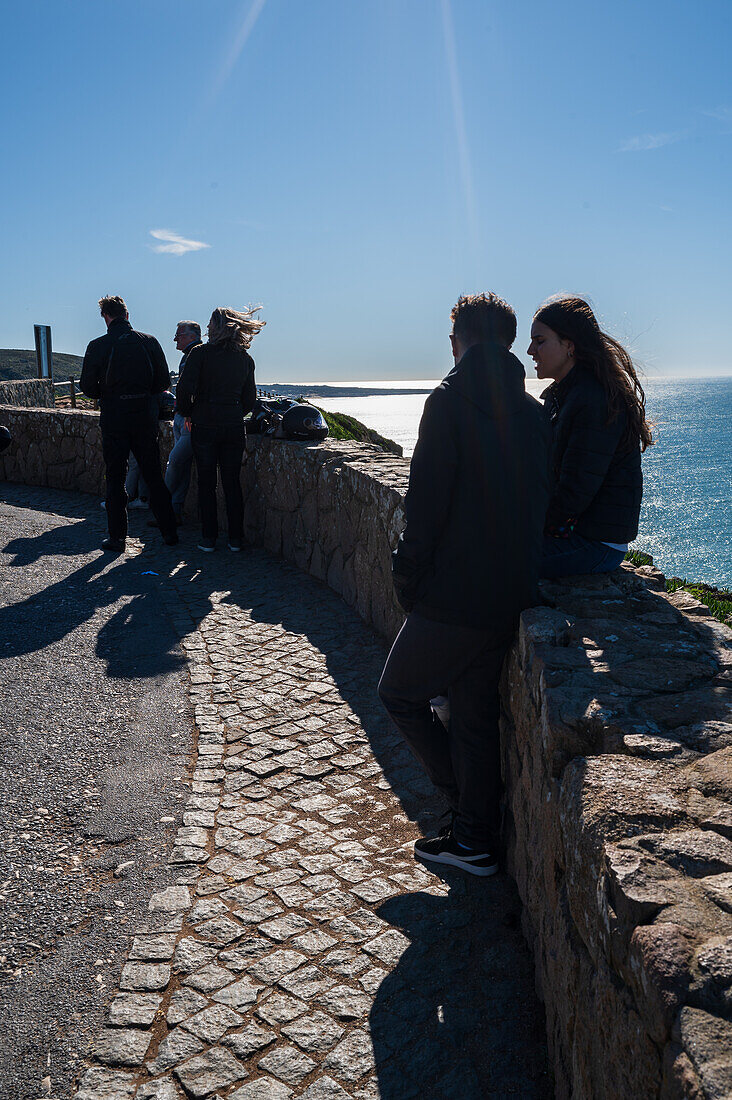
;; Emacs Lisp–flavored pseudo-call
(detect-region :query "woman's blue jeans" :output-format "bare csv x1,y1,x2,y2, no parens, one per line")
540,533,626,579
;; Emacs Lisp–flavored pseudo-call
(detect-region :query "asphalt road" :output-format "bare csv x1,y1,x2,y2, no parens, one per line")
0,484,193,1100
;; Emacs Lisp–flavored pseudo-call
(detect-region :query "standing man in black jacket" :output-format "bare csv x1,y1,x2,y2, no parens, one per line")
80,295,178,552
378,293,550,875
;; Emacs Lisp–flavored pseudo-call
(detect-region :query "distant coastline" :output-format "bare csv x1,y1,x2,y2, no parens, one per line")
258,382,434,400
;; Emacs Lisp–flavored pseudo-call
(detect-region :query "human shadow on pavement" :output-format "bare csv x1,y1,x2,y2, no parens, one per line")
0,547,189,679
371,882,551,1100
3,516,102,565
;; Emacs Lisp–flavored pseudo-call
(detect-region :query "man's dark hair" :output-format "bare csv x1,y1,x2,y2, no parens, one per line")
98,295,127,319
451,292,517,349
177,320,201,340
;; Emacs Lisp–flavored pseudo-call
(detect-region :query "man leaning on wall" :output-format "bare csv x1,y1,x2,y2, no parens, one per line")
378,293,550,875
80,295,179,552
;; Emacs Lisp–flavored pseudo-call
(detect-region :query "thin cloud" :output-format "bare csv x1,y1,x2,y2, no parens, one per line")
149,229,211,256
618,131,685,152
703,106,732,131
204,0,267,111
441,0,480,273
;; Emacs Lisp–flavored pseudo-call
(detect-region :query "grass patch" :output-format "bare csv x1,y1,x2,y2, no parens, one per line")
317,409,402,456
665,579,732,624
626,548,732,625
624,549,654,568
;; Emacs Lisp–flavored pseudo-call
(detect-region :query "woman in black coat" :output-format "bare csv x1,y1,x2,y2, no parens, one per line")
528,296,653,578
176,306,264,552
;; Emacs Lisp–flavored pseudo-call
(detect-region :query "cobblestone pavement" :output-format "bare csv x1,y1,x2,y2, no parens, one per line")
3,484,549,1099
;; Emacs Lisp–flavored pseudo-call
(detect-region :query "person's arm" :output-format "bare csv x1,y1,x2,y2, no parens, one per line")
174,346,201,417
545,394,625,532
79,340,103,398
392,388,457,610
149,338,171,394
241,353,256,416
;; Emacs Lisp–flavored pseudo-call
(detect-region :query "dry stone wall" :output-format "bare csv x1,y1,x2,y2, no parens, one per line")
1,404,730,1098
504,567,732,1099
0,378,54,407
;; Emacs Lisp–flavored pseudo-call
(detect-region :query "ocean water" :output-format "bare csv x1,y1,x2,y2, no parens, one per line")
301,376,732,589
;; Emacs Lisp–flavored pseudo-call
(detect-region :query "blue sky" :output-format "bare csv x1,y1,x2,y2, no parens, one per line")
1,0,730,380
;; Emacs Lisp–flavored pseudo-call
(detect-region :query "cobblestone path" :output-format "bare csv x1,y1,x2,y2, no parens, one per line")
39,501,550,1099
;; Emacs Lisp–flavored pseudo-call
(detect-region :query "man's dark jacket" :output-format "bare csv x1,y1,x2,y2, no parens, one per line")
80,318,170,430
542,366,642,543
175,343,256,427
393,342,551,631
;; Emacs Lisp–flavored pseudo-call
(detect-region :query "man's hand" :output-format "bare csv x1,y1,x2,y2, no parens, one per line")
184,417,192,432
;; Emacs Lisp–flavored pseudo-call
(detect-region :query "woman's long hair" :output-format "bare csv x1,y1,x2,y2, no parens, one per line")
534,296,653,452
208,306,265,352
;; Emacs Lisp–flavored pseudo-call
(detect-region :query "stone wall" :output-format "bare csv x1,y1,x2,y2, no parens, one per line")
1,405,730,1097
240,435,409,640
503,567,732,1099
0,378,54,407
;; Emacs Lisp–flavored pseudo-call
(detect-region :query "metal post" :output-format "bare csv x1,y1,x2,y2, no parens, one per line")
69,377,76,409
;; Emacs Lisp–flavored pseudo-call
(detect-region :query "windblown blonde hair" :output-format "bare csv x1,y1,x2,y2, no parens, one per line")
208,306,265,351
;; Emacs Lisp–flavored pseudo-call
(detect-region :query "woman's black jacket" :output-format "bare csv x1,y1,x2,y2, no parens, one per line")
175,343,256,427
542,366,642,543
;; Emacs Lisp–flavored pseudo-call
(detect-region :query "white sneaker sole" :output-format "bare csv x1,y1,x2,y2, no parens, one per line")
197,544,216,553
415,847,499,877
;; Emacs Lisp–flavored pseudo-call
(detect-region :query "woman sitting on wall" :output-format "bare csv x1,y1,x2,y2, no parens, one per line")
528,296,653,578
176,306,264,553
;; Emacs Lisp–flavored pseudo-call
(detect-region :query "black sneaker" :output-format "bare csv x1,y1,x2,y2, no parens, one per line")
101,537,125,553
162,532,179,546
198,539,216,552
414,830,499,877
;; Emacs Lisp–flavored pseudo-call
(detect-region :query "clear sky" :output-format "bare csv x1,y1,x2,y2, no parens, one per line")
1,0,730,380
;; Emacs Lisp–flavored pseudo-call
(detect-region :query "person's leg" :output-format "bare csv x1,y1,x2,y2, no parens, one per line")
448,639,509,850
165,425,193,516
192,425,219,541
540,533,625,578
378,614,495,811
217,423,245,542
130,429,177,539
101,431,130,543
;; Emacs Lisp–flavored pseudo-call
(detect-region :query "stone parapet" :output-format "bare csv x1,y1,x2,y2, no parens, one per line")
0,378,54,407
1,405,730,1097
503,565,732,1098
241,435,409,640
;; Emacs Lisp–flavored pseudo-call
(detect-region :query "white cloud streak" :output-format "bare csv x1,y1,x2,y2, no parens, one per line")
204,0,268,110
441,0,480,272
149,229,211,256
618,131,685,152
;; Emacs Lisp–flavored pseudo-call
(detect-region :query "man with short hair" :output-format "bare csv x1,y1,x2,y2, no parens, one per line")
80,295,178,552
164,321,201,522
378,292,550,875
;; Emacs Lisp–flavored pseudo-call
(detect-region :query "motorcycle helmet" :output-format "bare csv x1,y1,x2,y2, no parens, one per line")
282,404,329,441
